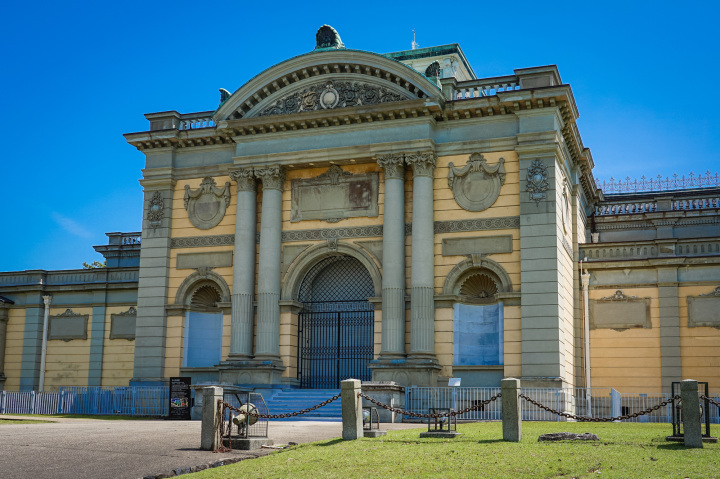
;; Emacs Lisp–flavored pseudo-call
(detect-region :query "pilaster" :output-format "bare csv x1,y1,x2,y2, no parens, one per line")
20,294,43,391
0,303,10,390
88,290,108,387
657,266,681,391
517,146,568,386
132,177,176,386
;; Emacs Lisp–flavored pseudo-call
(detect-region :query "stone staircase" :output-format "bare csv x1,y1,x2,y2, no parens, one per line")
262,389,342,421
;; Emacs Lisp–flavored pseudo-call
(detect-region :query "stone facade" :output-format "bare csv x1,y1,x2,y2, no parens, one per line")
0,27,718,393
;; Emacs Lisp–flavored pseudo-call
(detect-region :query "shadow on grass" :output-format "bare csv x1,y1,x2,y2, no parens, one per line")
655,442,694,450
317,438,344,447
476,439,505,444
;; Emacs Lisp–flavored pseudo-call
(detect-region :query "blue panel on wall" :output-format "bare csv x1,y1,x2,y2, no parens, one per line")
183,312,222,368
453,303,504,366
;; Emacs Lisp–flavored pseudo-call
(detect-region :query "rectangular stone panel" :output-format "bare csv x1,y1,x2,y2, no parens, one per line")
590,295,651,330
49,310,88,341
176,251,233,269
110,308,137,340
442,235,512,256
291,169,378,222
687,294,720,328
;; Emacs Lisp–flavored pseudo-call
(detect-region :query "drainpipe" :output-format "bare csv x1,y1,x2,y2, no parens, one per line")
39,295,52,391
580,265,591,416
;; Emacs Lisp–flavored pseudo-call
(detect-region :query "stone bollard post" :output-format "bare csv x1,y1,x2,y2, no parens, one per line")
200,386,224,451
501,378,521,442
680,379,703,448
341,379,363,440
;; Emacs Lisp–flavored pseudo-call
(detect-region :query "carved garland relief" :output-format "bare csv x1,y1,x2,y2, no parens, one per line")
184,177,231,230
146,191,165,230
258,80,414,117
448,153,506,211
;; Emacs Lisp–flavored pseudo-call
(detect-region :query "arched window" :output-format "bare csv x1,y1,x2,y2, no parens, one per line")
182,279,224,368
452,269,504,367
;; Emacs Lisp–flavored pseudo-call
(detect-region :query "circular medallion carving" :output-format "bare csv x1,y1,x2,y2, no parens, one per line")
448,154,505,212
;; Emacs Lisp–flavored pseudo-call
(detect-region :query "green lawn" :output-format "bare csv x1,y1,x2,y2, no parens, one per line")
189,422,719,479
0,418,55,425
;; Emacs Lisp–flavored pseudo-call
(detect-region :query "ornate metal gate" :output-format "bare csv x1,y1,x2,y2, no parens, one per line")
297,255,375,389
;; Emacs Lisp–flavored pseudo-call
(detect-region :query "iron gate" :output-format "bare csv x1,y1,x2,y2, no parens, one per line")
298,301,374,389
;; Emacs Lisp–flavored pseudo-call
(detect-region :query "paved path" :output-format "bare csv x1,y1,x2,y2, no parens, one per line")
0,416,424,479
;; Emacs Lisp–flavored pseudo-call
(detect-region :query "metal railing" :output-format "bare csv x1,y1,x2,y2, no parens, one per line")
0,386,169,416
404,387,720,423
597,171,720,194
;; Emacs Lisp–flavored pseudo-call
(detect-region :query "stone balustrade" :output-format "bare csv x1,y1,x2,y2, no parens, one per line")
581,239,720,261
451,75,520,100
0,269,139,287
672,196,720,210
595,202,657,216
178,114,215,130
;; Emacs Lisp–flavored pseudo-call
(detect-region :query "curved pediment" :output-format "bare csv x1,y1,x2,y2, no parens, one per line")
214,49,443,121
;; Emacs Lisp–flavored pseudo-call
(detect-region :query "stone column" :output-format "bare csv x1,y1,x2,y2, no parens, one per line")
254,166,284,361
406,152,437,358
0,303,10,390
376,154,406,358
229,168,257,359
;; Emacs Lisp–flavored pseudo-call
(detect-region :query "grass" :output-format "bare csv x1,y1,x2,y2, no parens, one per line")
188,422,720,479
0,418,55,425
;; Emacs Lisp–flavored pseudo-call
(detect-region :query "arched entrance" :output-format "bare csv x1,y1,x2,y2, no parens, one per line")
297,254,374,389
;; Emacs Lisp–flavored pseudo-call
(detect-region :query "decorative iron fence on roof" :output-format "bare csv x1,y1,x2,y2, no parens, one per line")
597,171,720,194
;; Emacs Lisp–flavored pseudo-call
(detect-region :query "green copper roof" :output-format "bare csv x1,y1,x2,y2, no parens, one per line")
383,44,476,79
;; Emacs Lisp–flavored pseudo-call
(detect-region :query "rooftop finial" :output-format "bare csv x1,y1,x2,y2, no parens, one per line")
411,29,419,50
315,25,345,50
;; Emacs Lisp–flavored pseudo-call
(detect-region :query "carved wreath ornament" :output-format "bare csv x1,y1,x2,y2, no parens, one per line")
259,80,411,117
527,159,549,203
448,153,505,211
184,177,231,230
147,191,165,230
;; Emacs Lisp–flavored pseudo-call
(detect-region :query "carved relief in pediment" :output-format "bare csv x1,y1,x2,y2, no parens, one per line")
257,79,416,117
184,177,231,230
448,153,506,212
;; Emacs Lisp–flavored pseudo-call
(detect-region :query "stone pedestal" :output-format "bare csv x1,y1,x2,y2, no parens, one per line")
217,359,285,386
360,382,405,423
200,387,223,451
364,430,387,438
223,437,273,450
419,431,462,438
369,358,441,388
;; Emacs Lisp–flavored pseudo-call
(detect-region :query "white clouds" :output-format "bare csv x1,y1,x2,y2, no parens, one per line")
51,212,94,239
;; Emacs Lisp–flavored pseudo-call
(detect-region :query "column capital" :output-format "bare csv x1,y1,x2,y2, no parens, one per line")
254,165,285,191
230,167,257,192
377,153,405,180
42,295,52,306
406,151,436,178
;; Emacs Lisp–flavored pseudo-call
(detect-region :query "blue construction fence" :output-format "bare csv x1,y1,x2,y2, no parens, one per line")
0,387,169,416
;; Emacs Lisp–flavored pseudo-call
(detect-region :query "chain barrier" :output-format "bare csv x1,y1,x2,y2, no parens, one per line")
358,392,501,418
519,394,681,422
701,395,720,409
214,394,341,452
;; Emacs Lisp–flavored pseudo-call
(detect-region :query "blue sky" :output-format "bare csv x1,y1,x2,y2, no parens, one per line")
1,1,718,272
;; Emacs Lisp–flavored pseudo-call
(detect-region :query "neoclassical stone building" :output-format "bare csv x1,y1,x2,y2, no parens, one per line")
1,26,718,393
